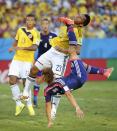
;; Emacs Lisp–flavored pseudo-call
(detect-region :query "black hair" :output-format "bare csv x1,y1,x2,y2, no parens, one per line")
41,17,50,23
42,68,54,84
83,14,90,26
26,14,36,20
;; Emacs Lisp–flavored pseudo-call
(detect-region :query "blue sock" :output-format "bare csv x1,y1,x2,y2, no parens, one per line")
33,95,38,106
33,85,40,106
86,65,104,74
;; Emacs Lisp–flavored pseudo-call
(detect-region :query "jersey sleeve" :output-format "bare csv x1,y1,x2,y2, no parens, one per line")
15,28,20,40
53,33,57,38
74,28,83,46
33,30,41,46
77,38,83,46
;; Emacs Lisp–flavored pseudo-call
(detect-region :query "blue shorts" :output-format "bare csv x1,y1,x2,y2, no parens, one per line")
56,59,87,90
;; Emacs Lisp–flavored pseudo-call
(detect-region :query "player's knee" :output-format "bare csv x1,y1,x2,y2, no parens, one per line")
9,76,17,85
29,65,39,77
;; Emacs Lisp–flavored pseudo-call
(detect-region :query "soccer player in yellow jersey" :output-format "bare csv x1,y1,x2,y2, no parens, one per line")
8,14,40,116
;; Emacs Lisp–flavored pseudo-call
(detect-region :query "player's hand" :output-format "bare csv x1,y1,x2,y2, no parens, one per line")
9,46,20,52
76,107,84,119
48,121,53,128
35,76,44,84
55,46,68,54
9,47,15,52
57,17,74,25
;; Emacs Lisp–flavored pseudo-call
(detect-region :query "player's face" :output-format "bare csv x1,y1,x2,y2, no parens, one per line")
74,14,86,27
26,16,35,29
41,20,50,32
35,76,45,84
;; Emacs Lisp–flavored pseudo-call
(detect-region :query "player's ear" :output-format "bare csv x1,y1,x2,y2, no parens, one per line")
34,21,36,26
79,24,83,27
75,23,83,27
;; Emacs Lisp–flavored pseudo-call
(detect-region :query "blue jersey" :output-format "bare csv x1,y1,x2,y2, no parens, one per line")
37,32,57,58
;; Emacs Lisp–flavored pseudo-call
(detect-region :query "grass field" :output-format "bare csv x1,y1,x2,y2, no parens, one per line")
0,81,117,131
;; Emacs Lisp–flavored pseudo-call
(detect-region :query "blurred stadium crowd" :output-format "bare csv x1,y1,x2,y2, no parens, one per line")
0,0,117,38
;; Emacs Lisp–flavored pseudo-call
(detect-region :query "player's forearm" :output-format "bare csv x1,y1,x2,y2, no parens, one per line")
68,45,79,60
9,40,18,52
76,45,81,55
12,41,18,47
46,102,52,126
65,91,84,118
55,46,69,54
65,91,81,110
18,45,38,51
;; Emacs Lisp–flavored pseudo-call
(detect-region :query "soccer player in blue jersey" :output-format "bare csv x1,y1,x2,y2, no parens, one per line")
39,48,87,127
33,17,57,107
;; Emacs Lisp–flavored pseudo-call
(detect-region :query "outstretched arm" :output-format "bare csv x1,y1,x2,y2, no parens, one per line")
65,90,84,118
9,40,18,52
46,101,53,128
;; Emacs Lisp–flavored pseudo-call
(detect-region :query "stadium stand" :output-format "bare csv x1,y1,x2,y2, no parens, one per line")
0,0,117,38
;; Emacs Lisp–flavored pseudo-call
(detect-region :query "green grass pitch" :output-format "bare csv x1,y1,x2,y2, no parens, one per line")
0,81,117,131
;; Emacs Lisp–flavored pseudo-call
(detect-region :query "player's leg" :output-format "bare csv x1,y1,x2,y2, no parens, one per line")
65,24,114,78
44,84,63,127
22,49,52,98
51,95,61,120
83,62,114,78
22,65,39,98
33,71,42,107
8,60,25,116
62,59,87,89
50,49,69,119
21,62,36,116
33,83,40,107
22,78,35,116
27,87,35,116
22,62,37,116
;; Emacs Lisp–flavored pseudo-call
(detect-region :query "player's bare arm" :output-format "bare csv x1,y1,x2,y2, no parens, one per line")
58,44,80,60
65,90,84,119
54,46,69,54
76,44,81,55
46,101,53,128
9,40,18,52
15,44,38,51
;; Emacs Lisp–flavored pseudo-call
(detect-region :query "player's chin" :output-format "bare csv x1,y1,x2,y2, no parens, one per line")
74,20,82,25
74,23,83,27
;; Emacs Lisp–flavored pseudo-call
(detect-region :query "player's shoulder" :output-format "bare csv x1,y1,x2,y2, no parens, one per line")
32,28,40,36
74,27,82,32
49,32,57,37
58,25,67,37
17,26,25,32
32,27,39,33
59,25,67,31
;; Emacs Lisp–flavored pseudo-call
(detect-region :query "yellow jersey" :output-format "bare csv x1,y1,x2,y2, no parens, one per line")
13,27,40,63
50,26,83,49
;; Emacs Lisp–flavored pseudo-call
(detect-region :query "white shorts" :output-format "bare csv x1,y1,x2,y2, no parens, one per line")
35,47,69,78
8,60,32,78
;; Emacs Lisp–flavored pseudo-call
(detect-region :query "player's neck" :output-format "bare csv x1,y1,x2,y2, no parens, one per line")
26,26,34,30
42,30,49,35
